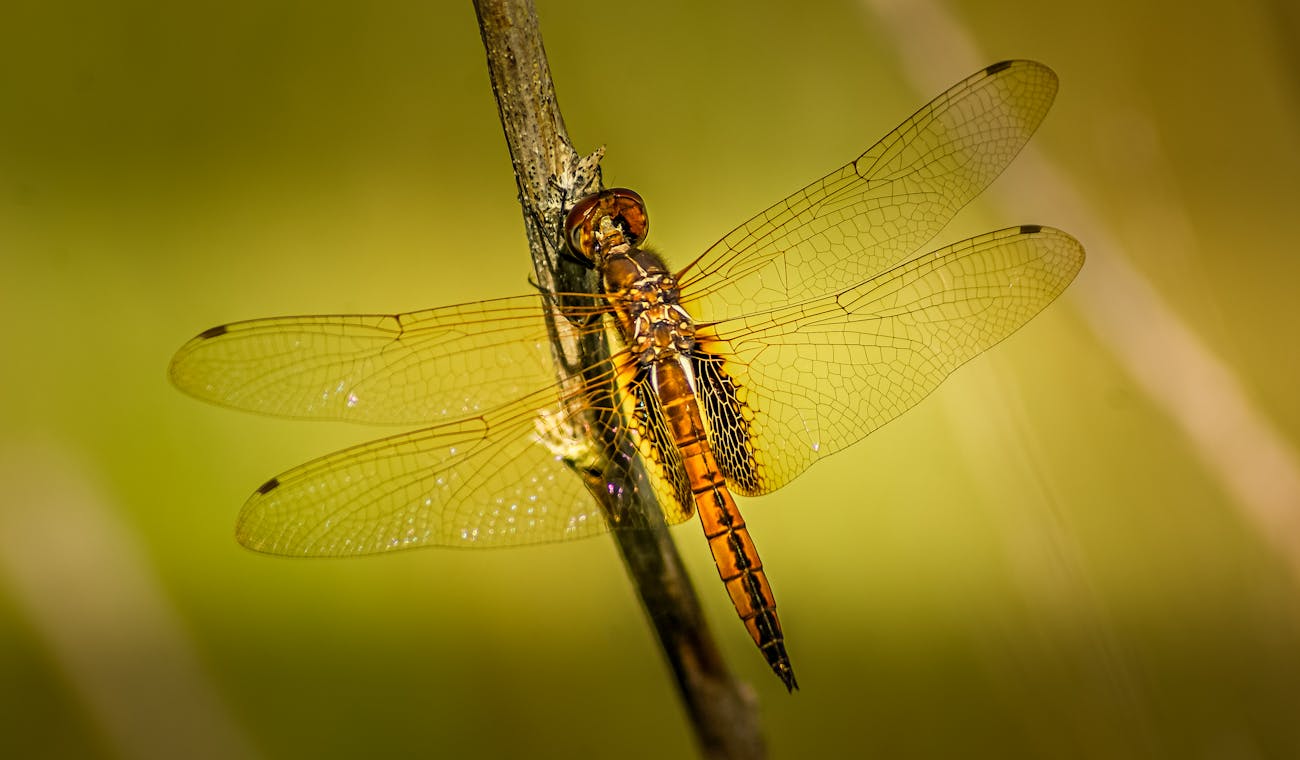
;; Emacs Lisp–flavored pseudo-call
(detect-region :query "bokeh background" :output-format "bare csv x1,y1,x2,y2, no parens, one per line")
3,0,1299,757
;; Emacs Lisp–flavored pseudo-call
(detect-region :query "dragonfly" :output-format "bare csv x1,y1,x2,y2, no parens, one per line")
170,60,1084,692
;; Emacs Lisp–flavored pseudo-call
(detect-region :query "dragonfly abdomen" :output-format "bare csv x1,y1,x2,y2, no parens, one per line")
653,356,797,691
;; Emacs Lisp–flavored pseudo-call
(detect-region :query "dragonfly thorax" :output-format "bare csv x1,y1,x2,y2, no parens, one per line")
630,298,695,362
604,249,696,363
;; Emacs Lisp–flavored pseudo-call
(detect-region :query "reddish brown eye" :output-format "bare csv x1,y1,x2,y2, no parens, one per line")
564,188,649,262
564,194,602,262
607,188,649,245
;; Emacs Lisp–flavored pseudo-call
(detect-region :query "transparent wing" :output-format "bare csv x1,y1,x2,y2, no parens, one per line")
624,367,696,520
695,226,1085,495
235,389,614,554
169,293,608,426
678,60,1058,320
225,351,697,556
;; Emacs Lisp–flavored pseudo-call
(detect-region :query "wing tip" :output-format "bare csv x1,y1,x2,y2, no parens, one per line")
1014,224,1087,277
168,324,230,392
982,59,1058,98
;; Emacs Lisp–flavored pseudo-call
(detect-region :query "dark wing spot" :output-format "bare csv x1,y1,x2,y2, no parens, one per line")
255,477,281,495
985,60,1014,75
1020,224,1043,234
198,324,229,340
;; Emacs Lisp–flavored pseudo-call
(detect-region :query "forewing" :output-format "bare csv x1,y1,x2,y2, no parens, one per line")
170,293,607,426
678,60,1058,320
696,226,1084,495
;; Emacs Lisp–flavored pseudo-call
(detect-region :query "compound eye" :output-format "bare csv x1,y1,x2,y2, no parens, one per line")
607,188,649,246
563,188,649,262
564,194,602,263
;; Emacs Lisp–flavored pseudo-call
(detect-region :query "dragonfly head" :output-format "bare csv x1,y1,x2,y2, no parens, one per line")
564,188,649,264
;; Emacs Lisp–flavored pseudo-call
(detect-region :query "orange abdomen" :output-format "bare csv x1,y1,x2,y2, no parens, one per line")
653,357,797,691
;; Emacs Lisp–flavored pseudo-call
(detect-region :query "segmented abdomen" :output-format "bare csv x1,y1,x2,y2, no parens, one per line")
652,356,797,690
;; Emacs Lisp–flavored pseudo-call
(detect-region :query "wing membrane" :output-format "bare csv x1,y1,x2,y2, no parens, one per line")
170,293,608,425
235,389,611,554
679,60,1058,323
697,226,1084,495
236,378,700,555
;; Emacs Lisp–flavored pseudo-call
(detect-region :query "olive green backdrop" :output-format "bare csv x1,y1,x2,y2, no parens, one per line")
3,0,1299,757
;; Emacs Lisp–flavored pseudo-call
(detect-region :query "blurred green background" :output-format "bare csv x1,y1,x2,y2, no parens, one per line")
3,0,1299,757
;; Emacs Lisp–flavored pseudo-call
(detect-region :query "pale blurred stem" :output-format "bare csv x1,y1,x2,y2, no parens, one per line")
471,1,765,758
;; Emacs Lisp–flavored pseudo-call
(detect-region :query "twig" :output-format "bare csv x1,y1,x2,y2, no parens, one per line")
471,1,765,757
